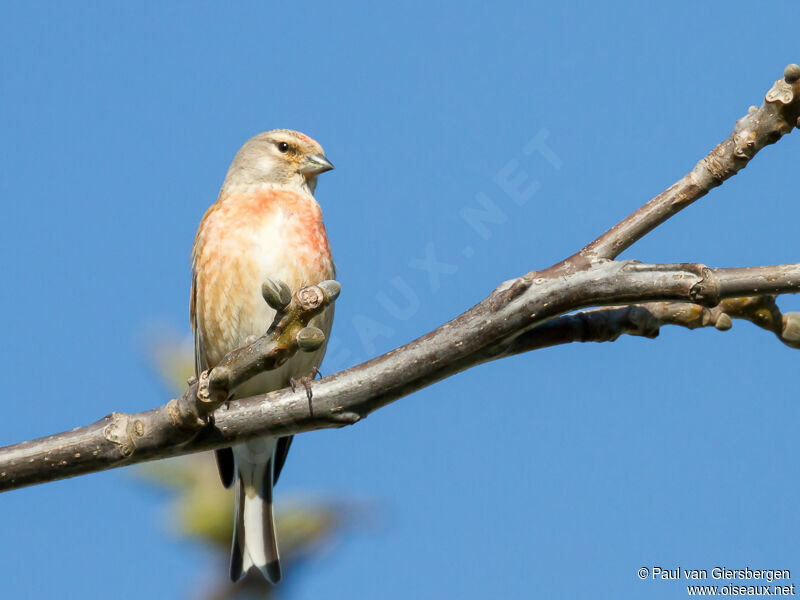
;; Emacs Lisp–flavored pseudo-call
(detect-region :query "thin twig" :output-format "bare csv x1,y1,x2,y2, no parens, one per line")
578,64,800,260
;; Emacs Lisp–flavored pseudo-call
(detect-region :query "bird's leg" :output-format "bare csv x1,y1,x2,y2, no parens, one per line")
311,366,322,380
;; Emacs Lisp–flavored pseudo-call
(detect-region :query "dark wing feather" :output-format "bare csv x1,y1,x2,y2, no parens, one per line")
229,473,246,582
214,448,236,489
273,435,293,485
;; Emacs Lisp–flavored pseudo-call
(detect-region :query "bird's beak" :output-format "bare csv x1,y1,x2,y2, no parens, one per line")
300,153,334,177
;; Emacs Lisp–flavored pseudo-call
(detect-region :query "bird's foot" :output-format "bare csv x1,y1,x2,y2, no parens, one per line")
290,375,315,416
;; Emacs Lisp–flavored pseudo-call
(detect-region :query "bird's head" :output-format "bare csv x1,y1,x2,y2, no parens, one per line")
223,129,334,194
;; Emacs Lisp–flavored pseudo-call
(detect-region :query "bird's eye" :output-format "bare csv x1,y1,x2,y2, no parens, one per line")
277,142,290,153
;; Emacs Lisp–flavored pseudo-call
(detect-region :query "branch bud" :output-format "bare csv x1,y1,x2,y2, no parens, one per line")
262,279,292,311
714,313,733,331
781,313,800,344
784,64,800,84
317,280,342,301
297,326,326,352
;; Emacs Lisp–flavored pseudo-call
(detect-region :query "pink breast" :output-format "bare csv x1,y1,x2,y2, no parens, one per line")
194,187,334,366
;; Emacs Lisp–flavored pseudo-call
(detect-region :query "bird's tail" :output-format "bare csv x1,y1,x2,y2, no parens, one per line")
230,441,281,584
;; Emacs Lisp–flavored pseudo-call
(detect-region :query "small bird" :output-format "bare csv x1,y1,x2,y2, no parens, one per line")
190,130,335,584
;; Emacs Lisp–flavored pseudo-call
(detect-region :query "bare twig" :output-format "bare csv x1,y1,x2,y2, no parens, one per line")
0,64,798,494
579,64,800,260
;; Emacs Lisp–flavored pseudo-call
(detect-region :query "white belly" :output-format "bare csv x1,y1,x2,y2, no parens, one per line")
232,212,334,398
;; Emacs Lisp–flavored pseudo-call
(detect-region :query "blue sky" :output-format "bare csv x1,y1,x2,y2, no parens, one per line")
1,2,799,598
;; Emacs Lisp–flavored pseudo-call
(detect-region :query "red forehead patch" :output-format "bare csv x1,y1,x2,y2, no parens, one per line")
294,131,320,147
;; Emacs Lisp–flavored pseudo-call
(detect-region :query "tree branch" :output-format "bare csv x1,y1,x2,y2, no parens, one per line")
496,295,800,357
2,261,799,491
0,65,798,494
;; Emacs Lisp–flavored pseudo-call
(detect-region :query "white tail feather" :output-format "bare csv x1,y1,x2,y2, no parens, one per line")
231,439,281,583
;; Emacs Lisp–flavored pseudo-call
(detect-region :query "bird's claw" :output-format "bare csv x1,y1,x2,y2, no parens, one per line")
290,375,315,416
